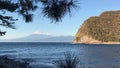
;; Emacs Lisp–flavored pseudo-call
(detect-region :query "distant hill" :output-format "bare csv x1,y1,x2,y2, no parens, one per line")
73,10,120,44
5,34,73,42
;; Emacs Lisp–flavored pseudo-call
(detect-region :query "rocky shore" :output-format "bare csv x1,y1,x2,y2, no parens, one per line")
0,56,30,68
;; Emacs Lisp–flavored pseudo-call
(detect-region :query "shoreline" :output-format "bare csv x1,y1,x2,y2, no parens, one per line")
73,42,120,45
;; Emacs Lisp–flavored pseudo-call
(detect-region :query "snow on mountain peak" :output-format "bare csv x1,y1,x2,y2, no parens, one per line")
33,31,51,35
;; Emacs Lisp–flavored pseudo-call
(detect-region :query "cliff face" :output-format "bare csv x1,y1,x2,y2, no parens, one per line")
73,10,120,44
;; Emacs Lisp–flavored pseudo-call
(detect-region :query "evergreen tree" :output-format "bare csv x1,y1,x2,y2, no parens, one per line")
0,0,78,36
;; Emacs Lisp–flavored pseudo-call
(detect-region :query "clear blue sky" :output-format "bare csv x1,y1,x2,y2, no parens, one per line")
1,0,120,39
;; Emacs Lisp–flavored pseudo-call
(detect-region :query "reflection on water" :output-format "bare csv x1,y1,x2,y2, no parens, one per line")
0,43,120,68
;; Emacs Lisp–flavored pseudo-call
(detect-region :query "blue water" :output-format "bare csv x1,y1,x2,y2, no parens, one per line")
0,42,120,68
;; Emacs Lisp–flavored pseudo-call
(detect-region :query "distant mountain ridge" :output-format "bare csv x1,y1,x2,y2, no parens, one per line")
0,34,74,42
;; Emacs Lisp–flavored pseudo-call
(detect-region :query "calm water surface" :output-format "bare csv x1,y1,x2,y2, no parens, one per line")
0,42,120,68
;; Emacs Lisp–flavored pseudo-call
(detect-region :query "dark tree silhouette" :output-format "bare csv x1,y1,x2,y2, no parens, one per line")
0,0,78,36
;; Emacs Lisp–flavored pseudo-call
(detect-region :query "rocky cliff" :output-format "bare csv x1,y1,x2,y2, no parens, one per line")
73,10,120,44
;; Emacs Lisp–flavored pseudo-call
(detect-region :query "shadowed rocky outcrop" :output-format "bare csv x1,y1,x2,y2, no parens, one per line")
73,10,120,44
0,56,30,68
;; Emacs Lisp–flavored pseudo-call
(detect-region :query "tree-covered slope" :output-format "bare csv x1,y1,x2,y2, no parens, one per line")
74,10,120,43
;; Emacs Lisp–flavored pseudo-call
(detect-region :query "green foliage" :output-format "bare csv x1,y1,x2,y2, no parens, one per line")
42,0,78,22
76,11,120,42
0,1,18,12
0,0,78,23
0,0,78,36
